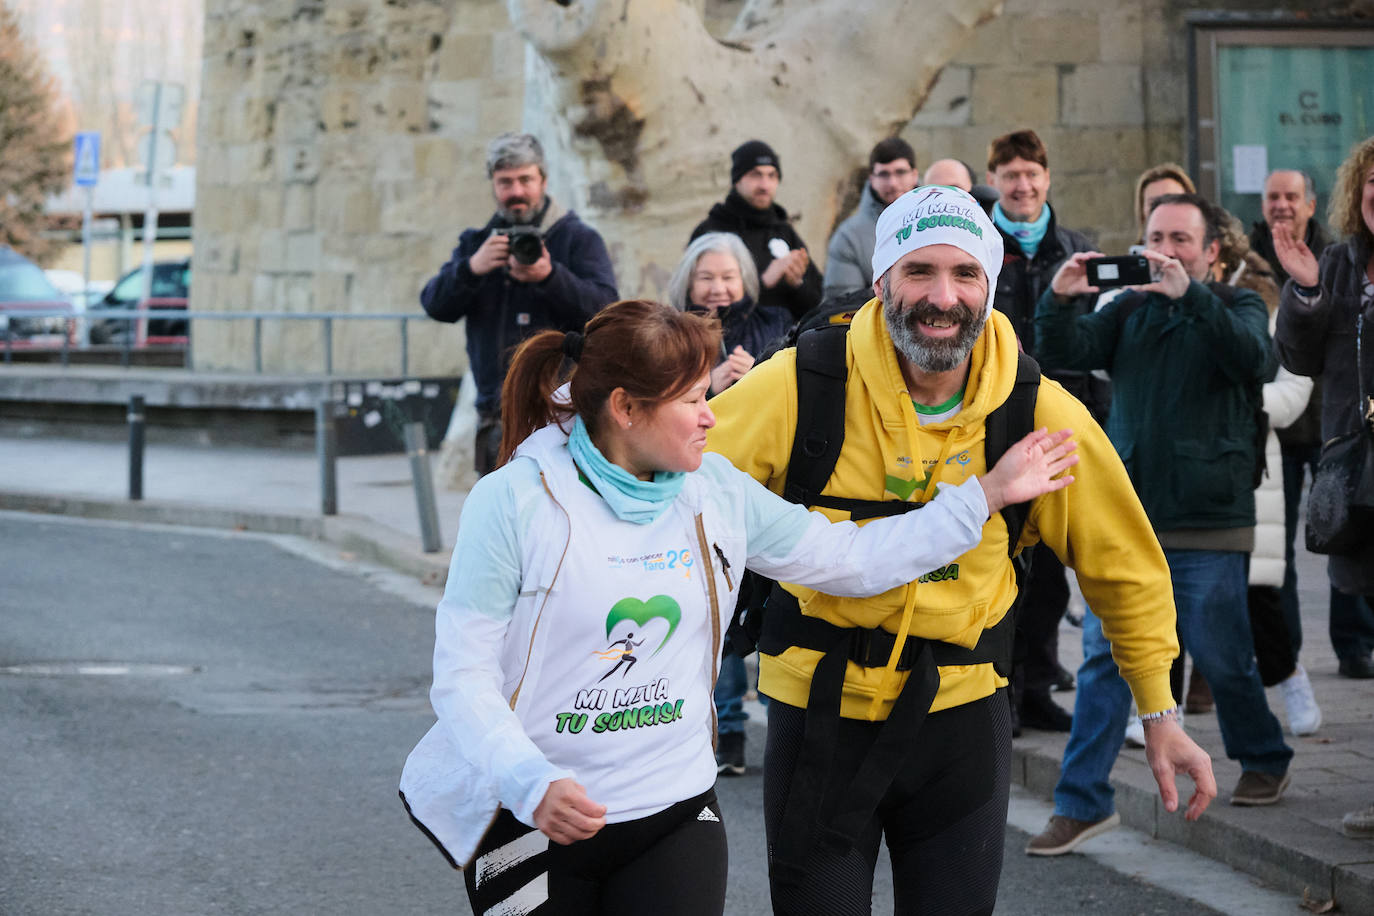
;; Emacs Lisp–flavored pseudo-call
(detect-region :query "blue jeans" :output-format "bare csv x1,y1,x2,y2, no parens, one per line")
1055,549,1293,821
714,651,748,736
1053,606,1131,821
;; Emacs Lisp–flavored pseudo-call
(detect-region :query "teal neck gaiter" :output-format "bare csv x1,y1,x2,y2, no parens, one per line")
567,415,686,524
993,201,1052,259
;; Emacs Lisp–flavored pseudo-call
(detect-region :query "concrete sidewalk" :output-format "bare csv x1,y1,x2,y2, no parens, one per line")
2,433,1371,911
0,436,461,584
1015,575,1374,913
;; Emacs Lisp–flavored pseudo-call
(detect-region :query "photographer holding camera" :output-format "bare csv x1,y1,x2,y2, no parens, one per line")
421,132,618,474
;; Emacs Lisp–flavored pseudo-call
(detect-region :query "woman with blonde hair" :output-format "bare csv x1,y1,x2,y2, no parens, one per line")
1133,163,1196,240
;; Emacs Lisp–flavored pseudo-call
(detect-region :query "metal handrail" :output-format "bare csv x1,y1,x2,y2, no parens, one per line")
1,307,432,377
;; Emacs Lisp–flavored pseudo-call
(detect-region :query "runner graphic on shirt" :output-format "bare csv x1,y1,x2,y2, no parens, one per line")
596,633,644,681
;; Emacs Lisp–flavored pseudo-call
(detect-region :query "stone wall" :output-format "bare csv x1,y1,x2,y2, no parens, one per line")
899,0,1357,254
195,0,525,375
193,0,1357,376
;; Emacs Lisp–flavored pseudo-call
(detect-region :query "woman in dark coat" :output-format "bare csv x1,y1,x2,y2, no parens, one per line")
668,232,791,396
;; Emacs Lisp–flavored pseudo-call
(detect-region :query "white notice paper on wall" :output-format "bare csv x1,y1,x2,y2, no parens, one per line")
1232,145,1268,194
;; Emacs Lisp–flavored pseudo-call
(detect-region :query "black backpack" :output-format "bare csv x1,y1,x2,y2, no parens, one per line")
722,317,1042,677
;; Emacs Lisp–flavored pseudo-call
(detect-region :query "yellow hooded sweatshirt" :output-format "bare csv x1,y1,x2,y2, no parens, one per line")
707,300,1178,720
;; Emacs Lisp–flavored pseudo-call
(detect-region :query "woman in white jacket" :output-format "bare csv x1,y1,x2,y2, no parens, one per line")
400,299,1079,916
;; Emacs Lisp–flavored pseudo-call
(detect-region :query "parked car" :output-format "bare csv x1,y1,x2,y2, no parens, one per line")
88,259,191,346
45,269,114,347
0,247,75,347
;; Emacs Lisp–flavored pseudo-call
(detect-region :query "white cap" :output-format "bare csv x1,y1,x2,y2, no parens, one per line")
870,186,1004,316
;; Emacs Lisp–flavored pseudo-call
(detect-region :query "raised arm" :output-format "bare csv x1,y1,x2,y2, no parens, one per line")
1275,246,1341,377
735,428,1077,596
1033,251,1123,371
532,225,620,327
420,230,487,323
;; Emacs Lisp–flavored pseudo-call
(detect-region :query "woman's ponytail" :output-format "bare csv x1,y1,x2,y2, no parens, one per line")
497,330,571,466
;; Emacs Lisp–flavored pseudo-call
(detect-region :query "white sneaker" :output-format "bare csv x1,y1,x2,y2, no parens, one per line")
1279,664,1322,736
1124,715,1145,748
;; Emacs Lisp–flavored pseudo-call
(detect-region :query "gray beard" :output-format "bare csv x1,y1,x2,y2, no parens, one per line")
881,275,986,373
497,196,544,225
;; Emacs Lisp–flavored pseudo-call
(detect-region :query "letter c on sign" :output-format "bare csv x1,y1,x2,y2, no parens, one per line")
1299,91,1318,110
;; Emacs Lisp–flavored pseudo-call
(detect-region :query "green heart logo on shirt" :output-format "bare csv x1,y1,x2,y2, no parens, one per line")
606,595,682,658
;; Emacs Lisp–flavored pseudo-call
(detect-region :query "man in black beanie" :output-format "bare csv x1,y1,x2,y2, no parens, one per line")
690,139,823,319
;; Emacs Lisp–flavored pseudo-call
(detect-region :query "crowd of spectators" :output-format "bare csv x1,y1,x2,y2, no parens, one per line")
414,128,1374,907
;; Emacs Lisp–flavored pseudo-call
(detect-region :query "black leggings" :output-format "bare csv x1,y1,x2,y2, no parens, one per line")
764,692,1011,916
463,788,727,916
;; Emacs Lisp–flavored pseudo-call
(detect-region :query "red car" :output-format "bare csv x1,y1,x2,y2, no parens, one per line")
0,246,76,348
88,259,190,346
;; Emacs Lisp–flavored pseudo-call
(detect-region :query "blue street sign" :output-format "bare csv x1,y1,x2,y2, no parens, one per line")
73,132,101,187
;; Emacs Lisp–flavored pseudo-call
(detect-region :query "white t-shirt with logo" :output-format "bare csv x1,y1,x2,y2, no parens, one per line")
515,478,716,823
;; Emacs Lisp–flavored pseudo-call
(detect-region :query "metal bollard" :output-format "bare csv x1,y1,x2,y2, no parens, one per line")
316,398,338,516
127,395,145,500
404,422,442,554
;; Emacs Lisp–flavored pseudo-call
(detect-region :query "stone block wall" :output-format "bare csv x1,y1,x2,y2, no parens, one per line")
195,0,524,375
899,0,1352,254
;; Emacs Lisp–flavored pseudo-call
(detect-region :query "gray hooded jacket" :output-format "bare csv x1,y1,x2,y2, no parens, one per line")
823,184,887,297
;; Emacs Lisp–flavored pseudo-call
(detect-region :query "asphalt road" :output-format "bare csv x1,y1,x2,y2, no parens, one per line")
1,514,1253,915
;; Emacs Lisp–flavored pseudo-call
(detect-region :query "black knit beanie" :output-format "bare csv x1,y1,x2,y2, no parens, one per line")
730,140,781,185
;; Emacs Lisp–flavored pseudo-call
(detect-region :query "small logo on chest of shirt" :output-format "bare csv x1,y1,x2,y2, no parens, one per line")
606,548,694,577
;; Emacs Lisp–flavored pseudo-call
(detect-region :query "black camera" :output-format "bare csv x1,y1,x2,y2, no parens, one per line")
1086,255,1156,289
494,226,544,266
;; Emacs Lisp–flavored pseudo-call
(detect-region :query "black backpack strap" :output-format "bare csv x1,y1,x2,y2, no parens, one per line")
723,323,854,659
783,324,851,506
987,352,1042,560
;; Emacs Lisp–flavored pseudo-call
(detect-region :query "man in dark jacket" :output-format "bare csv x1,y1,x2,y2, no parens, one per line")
420,133,618,474
690,140,822,319
1030,193,1293,850
1248,169,1354,677
984,129,1101,734
1250,170,1334,286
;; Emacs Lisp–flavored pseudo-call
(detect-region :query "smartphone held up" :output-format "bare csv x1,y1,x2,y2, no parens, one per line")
1085,255,1157,289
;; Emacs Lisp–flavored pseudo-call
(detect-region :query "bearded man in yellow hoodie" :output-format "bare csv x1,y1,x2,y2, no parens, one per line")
707,185,1216,915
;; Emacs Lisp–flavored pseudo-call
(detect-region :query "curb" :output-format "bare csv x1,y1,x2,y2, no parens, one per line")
0,489,450,588
1012,743,1374,913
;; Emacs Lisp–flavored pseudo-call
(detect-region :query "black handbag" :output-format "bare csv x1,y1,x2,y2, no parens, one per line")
1306,309,1374,555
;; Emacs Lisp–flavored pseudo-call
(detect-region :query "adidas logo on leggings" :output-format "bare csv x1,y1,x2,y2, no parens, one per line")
697,807,719,822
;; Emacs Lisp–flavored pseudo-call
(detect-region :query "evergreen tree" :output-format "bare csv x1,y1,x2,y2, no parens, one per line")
0,1,69,263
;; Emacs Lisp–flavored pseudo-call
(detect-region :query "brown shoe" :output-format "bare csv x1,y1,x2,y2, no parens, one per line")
1185,670,1214,714
1230,769,1290,806
1025,813,1120,856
